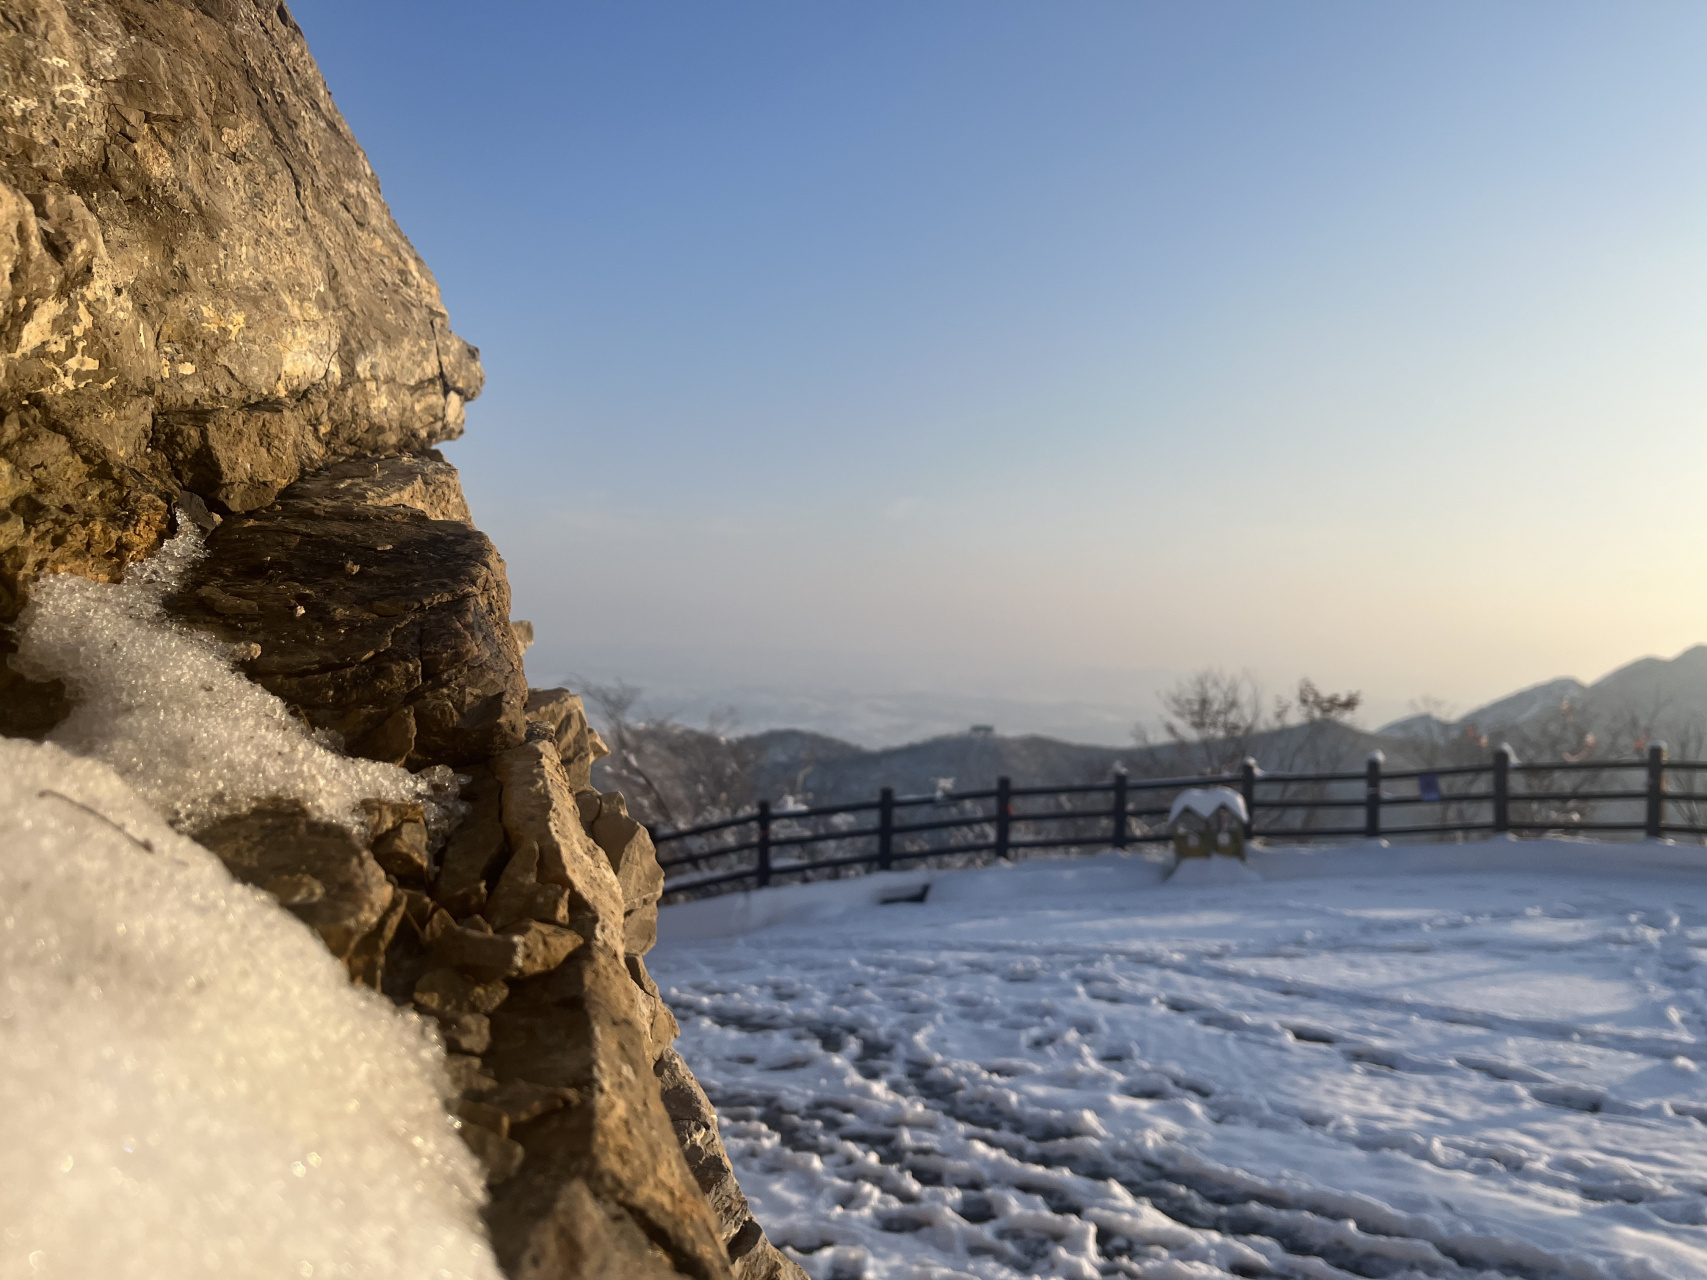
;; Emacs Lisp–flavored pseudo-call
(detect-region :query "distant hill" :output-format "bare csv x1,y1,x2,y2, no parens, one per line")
1579,645,1707,740
745,727,1127,803
597,644,1707,821
1379,645,1707,756
1379,677,1586,743
744,718,1392,807
741,646,1707,807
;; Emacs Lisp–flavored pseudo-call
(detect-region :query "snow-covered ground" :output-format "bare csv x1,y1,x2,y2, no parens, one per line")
651,842,1707,1280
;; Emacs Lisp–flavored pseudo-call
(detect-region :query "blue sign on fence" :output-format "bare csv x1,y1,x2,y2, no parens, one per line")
1418,773,1442,803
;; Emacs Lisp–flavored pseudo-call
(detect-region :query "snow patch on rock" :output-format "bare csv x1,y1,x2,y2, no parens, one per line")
0,738,501,1279
12,520,431,832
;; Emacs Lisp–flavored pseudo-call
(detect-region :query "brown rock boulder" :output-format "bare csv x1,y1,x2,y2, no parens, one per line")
525,687,609,789
0,0,482,617
656,1050,807,1280
191,799,391,961
163,464,527,766
484,947,735,1280
486,843,574,932
626,954,681,1063
414,968,511,1019
491,741,626,948
286,454,475,525
363,799,430,882
426,914,586,983
586,790,666,957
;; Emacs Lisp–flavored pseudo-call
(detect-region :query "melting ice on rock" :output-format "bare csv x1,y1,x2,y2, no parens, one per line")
0,738,503,1280
11,519,437,833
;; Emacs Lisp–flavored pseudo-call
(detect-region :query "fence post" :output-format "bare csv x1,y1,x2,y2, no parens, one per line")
1492,746,1511,834
755,800,772,888
878,787,895,870
1111,769,1128,850
1646,741,1667,839
1239,757,1257,839
995,776,1012,860
1365,750,1383,839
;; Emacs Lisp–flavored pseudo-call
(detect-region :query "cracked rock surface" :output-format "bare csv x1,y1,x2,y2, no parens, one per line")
0,0,481,622
163,455,529,767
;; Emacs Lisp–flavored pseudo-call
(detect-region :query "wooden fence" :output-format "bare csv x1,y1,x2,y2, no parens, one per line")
649,743,1707,901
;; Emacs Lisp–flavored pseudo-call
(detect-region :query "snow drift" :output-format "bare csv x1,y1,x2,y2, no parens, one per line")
0,738,503,1279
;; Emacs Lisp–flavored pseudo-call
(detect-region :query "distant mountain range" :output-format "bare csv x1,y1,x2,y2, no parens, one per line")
1377,644,1707,747
1377,677,1587,741
733,645,1707,807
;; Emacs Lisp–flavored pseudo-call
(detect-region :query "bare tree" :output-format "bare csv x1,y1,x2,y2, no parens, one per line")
1153,669,1285,775
1661,719,1707,839
1406,694,1458,738
1148,670,1361,777
1389,698,1491,838
1297,678,1361,723
578,680,756,830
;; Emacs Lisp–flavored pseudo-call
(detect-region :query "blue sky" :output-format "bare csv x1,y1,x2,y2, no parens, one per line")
291,1,1707,744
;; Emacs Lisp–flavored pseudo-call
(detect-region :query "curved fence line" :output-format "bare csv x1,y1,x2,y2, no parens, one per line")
650,744,1706,901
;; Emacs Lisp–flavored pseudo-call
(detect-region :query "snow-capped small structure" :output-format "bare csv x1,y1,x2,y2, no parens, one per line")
1168,786,1248,860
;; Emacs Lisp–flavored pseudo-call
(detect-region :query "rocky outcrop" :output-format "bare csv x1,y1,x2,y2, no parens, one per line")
528,686,609,790
657,1050,805,1280
164,453,529,766
0,3,804,1276
0,0,480,622
158,455,806,1275
159,457,806,1279
394,675,801,1280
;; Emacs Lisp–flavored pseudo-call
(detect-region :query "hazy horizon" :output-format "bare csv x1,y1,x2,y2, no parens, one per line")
290,2,1707,745
544,640,1707,750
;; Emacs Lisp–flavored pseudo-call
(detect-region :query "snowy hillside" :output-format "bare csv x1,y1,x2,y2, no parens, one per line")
651,843,1707,1279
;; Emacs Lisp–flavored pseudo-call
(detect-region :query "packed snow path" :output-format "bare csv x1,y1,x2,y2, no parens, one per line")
650,846,1707,1280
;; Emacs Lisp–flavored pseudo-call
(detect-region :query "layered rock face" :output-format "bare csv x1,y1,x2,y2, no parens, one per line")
166,454,529,766
172,478,798,1275
0,3,801,1277
0,0,479,620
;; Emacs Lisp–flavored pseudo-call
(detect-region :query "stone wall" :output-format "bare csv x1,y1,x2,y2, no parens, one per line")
0,3,802,1276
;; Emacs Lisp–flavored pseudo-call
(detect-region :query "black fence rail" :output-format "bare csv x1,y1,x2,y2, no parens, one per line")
650,743,1707,901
